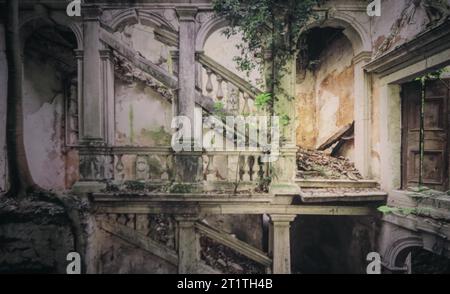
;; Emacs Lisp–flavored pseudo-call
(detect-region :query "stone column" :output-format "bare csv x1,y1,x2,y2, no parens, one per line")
379,83,402,192
100,49,115,146
270,214,296,274
0,23,7,194
174,7,202,183
73,5,114,193
270,56,300,200
176,216,200,274
353,52,372,178
81,5,104,144
176,7,197,137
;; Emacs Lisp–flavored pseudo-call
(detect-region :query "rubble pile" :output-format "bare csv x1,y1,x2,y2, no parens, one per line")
200,236,265,274
297,148,363,180
147,214,176,249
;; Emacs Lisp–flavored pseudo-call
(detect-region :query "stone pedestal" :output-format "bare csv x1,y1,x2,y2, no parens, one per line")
270,214,296,274
176,216,200,274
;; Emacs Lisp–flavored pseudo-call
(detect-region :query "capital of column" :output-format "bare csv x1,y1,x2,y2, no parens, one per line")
353,51,372,65
99,49,114,61
82,5,103,21
175,215,201,224
270,214,297,224
176,7,198,22
74,49,84,60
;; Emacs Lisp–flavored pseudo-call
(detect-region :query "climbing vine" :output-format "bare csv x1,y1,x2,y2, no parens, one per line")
213,0,318,117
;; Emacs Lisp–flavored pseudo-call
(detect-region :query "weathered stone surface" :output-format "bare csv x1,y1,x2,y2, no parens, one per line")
0,198,75,273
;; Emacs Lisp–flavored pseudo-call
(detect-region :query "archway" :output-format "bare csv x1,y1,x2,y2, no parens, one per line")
22,22,79,190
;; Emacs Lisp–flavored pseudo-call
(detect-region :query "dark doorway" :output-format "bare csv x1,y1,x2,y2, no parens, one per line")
401,79,450,191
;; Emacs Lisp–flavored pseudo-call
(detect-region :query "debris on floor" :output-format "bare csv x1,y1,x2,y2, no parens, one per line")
200,236,265,274
297,148,363,180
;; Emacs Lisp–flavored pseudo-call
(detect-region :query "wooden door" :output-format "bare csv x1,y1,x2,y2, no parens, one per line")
401,79,450,191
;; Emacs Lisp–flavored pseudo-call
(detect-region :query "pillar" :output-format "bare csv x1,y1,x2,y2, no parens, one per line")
379,83,402,192
0,23,7,194
353,52,372,178
100,49,115,146
270,215,296,274
270,56,300,199
81,5,104,144
174,7,202,183
176,216,200,274
73,5,113,192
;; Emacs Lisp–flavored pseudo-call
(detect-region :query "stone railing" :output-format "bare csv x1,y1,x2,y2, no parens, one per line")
79,147,270,189
112,147,173,182
202,151,270,188
197,52,262,115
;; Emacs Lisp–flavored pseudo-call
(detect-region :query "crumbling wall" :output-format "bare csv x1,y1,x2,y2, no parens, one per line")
371,0,430,57
114,24,173,147
295,32,355,159
23,43,70,190
0,197,75,273
0,23,7,194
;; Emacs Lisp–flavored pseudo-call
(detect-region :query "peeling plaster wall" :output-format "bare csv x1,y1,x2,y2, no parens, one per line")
23,52,67,191
114,25,173,147
370,0,450,57
0,23,7,194
203,29,261,88
296,33,355,160
115,79,173,147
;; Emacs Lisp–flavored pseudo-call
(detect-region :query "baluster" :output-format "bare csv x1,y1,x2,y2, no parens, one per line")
127,214,136,229
242,93,250,116
238,156,246,181
136,214,149,235
202,154,210,181
115,154,125,181
161,155,169,181
216,75,224,101
205,68,214,96
248,156,256,181
227,84,240,113
242,156,251,181
258,156,265,180
135,155,150,180
117,214,127,225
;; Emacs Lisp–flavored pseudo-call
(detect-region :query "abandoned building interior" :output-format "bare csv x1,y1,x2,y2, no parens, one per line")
0,0,450,274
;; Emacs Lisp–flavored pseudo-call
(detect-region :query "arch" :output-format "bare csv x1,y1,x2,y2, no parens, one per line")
195,16,229,52
301,10,372,54
20,11,83,50
382,236,423,269
107,9,176,32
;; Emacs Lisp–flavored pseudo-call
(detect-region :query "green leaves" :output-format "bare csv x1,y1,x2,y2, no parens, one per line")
255,92,272,109
213,0,317,114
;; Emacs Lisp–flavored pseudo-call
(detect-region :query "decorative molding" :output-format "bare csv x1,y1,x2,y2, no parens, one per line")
353,51,372,64
364,20,450,77
82,5,103,21
176,7,198,22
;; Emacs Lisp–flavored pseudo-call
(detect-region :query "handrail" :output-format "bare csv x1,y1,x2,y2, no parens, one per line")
99,28,178,89
197,52,262,99
195,221,272,268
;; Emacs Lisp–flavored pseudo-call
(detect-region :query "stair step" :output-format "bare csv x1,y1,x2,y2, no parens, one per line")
299,189,387,203
296,178,379,189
